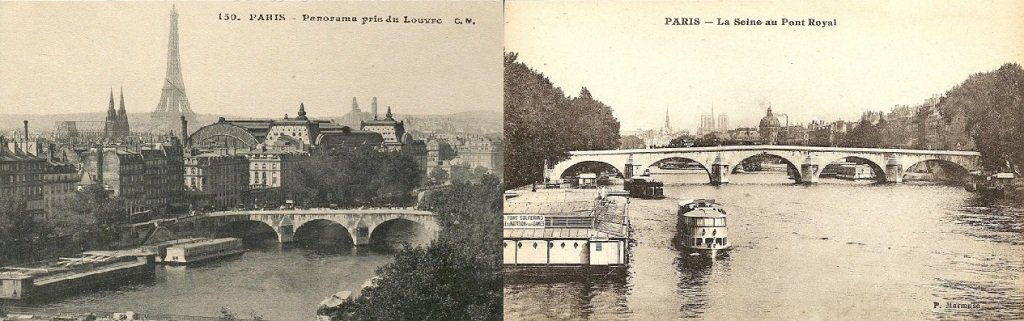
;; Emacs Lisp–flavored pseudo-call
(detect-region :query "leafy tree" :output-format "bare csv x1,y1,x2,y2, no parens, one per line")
937,63,1024,173
67,184,128,228
292,147,422,207
428,168,449,186
504,52,621,189
343,176,502,321
0,194,46,263
619,135,645,149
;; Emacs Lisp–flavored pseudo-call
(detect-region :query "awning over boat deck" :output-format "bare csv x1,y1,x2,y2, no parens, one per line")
503,227,625,239
503,200,596,217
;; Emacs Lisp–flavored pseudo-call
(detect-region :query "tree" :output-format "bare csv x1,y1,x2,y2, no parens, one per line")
428,168,450,186
343,177,502,321
937,63,1024,173
504,52,622,189
293,147,422,207
619,135,645,149
0,194,46,263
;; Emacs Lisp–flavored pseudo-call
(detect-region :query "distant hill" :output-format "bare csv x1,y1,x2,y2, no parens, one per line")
0,110,502,136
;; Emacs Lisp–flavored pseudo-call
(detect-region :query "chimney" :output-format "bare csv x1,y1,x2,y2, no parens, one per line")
23,120,29,142
96,145,104,185
180,115,188,147
372,97,378,120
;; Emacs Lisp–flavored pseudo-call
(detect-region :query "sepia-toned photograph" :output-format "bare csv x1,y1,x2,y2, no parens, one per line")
503,1,1023,320
1,2,502,321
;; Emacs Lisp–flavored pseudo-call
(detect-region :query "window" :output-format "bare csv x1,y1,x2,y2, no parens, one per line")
595,243,603,251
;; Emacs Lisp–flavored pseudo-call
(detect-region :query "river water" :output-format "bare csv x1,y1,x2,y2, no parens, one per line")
35,246,391,321
504,171,1024,320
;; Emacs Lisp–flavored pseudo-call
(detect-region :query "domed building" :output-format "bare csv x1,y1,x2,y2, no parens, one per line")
758,106,782,144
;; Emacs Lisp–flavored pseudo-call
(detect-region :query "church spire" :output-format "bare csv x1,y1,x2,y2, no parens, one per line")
118,88,130,136
351,97,359,112
385,106,393,120
664,106,671,133
107,89,117,120
118,88,127,118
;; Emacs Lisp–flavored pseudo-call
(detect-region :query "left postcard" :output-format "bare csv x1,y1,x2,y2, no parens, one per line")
0,2,503,321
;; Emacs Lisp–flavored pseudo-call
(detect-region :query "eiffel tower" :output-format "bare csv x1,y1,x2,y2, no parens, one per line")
151,5,196,134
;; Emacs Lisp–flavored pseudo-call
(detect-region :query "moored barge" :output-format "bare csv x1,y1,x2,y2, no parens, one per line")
163,238,245,266
0,253,156,302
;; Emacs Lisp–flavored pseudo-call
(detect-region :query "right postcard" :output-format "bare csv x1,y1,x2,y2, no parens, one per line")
502,1,1024,320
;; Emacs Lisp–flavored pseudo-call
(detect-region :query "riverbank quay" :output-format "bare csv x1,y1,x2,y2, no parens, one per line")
503,187,631,273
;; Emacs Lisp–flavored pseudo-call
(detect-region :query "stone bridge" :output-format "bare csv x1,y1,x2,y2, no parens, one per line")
547,145,981,184
200,208,439,247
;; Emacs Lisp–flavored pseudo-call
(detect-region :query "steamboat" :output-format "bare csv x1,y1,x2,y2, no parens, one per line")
676,199,731,257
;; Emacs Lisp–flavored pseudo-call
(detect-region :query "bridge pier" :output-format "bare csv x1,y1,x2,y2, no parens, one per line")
710,155,729,185
624,154,634,179
884,156,903,184
277,224,294,243
800,163,820,184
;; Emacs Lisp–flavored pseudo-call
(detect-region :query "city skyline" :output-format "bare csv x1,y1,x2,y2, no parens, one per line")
0,2,502,118
506,0,1024,132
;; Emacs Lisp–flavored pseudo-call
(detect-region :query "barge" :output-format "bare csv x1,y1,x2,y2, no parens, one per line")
0,253,156,302
677,199,731,258
503,189,631,273
163,238,245,266
140,238,207,263
624,176,664,199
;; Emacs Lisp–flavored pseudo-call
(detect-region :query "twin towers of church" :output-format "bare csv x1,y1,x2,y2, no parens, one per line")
104,89,131,140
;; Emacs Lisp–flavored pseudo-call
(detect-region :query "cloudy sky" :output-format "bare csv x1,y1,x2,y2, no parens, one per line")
0,1,502,118
506,0,1024,132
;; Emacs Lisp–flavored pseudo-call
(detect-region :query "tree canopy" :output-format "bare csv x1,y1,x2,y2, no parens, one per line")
291,147,422,207
338,175,503,321
937,63,1024,173
504,52,622,189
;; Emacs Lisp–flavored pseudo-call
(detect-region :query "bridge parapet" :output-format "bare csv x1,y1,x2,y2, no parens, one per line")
203,208,439,247
548,145,981,185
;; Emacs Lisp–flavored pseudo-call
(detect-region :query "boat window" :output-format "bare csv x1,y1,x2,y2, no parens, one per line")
695,238,702,245
705,238,713,246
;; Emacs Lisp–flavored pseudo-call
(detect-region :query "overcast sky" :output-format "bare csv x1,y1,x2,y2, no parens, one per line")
506,1,1024,132
0,1,502,118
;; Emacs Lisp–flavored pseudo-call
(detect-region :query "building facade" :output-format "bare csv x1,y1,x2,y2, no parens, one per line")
78,147,147,216
0,138,45,216
184,152,249,210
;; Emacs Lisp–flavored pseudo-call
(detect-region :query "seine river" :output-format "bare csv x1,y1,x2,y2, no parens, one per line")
504,171,1024,320
35,247,391,321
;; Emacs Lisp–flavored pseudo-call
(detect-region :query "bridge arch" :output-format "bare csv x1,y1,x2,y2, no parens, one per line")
902,158,971,182
814,155,887,183
646,156,712,183
730,151,804,182
293,218,356,249
214,219,279,246
368,217,430,249
557,160,625,180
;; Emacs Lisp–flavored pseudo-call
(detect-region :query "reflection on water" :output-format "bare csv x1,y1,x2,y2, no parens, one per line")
504,172,1024,321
